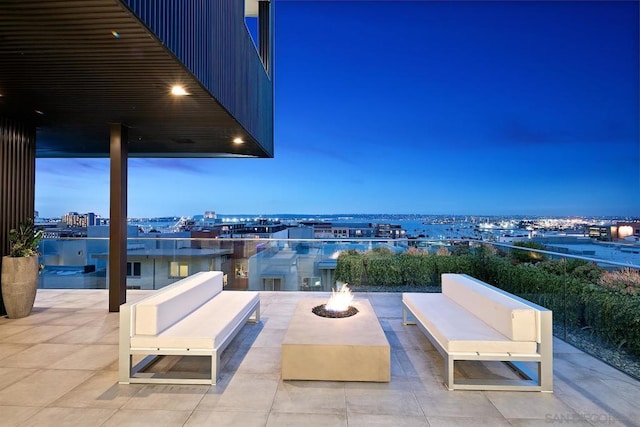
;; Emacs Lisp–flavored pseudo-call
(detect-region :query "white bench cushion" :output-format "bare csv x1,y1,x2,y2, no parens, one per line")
442,274,537,342
135,271,223,335
403,293,537,354
131,291,259,350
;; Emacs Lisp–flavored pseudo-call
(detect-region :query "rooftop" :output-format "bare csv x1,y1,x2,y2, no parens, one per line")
1,290,639,426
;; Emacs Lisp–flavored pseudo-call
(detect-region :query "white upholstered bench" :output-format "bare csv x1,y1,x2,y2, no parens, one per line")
402,273,552,392
118,271,260,385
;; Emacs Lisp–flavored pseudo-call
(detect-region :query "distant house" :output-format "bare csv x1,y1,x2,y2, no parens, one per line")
248,242,332,292
93,247,232,290
617,221,640,240
588,225,618,241
300,221,406,239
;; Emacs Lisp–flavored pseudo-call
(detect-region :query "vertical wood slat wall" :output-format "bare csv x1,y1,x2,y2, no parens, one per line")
0,117,36,314
122,0,274,154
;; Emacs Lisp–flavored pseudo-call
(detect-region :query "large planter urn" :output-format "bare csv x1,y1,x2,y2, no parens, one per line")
1,255,39,318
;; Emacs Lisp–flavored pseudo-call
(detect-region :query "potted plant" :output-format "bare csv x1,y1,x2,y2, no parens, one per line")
1,219,43,318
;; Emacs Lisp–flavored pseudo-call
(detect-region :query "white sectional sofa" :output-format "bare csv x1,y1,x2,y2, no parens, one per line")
402,273,552,391
119,271,260,385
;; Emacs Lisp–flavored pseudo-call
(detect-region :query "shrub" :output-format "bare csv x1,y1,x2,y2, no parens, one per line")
538,259,569,276
436,246,450,256
405,247,421,255
537,258,603,283
8,218,43,257
510,241,547,264
335,251,364,286
450,244,471,257
365,256,402,286
397,252,436,286
599,268,640,296
333,244,640,356
577,283,640,353
367,246,393,257
570,263,603,283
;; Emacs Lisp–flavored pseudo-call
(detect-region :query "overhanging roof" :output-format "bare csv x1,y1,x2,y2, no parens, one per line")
0,0,272,158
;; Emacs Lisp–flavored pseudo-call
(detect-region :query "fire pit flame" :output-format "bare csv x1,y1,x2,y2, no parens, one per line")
312,283,358,318
325,283,353,312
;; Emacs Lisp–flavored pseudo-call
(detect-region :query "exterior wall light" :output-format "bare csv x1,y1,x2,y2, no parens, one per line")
171,85,189,96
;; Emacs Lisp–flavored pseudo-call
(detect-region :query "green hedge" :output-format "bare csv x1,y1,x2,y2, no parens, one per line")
397,253,437,285
334,251,365,286
334,248,640,355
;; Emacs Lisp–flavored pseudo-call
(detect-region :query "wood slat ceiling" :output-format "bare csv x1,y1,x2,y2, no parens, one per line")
0,0,269,158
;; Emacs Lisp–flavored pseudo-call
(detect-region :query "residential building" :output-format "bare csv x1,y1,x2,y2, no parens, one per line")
231,219,288,238
588,224,618,241
62,212,98,228
92,246,232,290
300,221,406,239
617,221,640,240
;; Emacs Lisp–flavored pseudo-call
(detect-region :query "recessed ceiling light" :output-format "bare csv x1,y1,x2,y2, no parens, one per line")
171,85,189,96
233,137,244,144
34,110,44,115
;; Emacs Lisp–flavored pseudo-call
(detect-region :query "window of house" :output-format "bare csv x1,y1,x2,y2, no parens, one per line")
263,278,281,291
169,262,189,278
236,260,248,278
126,261,141,278
301,277,321,291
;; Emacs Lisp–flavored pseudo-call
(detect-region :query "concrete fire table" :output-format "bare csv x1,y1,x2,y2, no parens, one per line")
281,298,390,382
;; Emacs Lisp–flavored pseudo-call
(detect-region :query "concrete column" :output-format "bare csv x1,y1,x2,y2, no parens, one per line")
109,123,128,312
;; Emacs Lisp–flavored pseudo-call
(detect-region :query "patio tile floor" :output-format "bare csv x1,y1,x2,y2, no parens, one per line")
0,289,638,426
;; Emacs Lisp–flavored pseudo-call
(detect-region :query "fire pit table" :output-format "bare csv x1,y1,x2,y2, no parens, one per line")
281,298,390,382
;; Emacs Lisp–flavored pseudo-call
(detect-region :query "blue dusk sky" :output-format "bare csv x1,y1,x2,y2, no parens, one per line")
35,0,639,219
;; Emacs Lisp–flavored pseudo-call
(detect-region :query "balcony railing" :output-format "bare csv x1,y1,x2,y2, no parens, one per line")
36,237,640,381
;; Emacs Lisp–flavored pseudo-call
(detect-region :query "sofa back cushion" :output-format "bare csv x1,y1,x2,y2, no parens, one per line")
134,271,223,335
442,274,537,341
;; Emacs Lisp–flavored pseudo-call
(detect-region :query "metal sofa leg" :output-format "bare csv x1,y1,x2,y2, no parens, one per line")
539,310,554,392
249,303,260,323
402,307,415,326
118,305,132,384
211,351,220,385
445,355,455,390
118,355,132,384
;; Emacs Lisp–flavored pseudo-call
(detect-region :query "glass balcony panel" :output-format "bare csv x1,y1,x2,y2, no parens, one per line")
34,236,640,381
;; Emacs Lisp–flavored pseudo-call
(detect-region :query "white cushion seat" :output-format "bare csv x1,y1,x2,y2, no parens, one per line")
402,293,536,354
442,274,537,341
131,291,259,350
134,271,223,336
